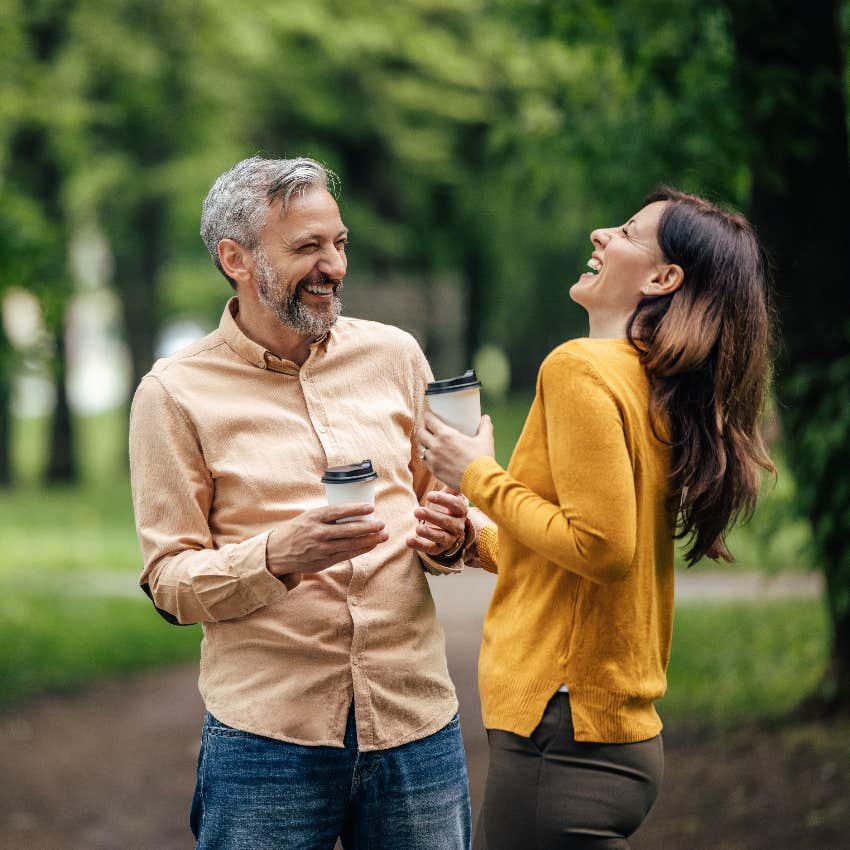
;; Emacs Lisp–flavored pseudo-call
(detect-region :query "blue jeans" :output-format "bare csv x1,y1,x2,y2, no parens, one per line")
190,705,471,850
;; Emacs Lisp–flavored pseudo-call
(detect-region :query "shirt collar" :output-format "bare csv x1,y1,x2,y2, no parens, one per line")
218,296,334,370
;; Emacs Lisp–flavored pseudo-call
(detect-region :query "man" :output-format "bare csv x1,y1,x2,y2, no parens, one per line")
129,156,472,849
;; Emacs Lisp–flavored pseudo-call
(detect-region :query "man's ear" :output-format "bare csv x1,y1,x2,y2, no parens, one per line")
218,239,254,289
641,264,684,297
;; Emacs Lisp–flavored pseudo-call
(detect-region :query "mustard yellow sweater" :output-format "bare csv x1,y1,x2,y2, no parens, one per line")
462,338,675,743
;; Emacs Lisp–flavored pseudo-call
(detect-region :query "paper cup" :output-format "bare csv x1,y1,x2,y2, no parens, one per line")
322,460,379,522
426,370,482,436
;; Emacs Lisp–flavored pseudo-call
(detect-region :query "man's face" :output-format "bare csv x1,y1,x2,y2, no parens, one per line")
254,187,348,338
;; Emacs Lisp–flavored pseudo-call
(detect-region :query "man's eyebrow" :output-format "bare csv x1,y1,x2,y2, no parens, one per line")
293,228,349,243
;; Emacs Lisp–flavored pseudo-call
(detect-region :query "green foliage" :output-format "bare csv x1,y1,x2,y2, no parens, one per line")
0,191,59,293
476,0,752,385
783,350,850,620
0,0,773,387
661,599,828,726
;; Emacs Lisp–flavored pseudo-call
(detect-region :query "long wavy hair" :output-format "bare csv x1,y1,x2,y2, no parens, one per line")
627,187,776,565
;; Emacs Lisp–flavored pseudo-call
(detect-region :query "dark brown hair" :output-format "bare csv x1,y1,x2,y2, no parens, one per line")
628,187,776,565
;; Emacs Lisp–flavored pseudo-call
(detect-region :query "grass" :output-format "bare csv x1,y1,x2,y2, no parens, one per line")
0,591,200,709
1,409,197,708
2,409,139,583
661,598,829,727
0,480,139,582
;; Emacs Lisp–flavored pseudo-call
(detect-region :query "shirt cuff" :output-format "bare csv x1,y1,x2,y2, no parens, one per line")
240,530,299,609
419,514,475,576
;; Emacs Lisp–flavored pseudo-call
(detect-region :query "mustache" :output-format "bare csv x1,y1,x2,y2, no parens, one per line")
295,272,344,294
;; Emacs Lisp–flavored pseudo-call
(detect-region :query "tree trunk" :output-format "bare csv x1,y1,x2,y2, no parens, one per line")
825,572,850,711
725,0,850,714
114,198,165,394
46,311,75,482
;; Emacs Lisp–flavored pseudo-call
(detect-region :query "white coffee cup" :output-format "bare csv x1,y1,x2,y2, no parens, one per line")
426,370,482,436
322,460,379,522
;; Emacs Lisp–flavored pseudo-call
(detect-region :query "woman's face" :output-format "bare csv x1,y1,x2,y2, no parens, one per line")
569,201,670,337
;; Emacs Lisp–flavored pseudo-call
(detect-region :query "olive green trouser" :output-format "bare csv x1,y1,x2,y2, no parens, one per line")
473,692,663,850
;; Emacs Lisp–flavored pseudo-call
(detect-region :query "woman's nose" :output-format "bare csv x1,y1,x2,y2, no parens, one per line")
590,227,611,249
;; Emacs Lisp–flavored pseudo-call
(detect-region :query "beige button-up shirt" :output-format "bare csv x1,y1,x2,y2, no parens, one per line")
129,298,462,750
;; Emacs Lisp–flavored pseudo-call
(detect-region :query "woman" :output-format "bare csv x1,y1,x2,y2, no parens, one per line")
418,188,775,849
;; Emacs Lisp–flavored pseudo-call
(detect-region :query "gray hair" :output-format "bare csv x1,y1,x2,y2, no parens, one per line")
200,156,338,288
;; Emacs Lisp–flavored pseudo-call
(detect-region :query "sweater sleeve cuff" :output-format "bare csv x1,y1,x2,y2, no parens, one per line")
461,456,504,505
477,524,499,574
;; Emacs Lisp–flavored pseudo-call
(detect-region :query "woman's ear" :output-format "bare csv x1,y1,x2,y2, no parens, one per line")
642,264,684,297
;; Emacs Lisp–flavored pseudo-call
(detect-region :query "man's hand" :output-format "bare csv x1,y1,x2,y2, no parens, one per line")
406,489,469,557
267,504,389,578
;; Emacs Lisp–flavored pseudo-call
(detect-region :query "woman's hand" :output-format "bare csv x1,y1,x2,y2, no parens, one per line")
418,411,495,492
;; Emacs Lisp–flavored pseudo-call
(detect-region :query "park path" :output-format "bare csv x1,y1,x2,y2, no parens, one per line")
44,566,824,602
0,568,828,850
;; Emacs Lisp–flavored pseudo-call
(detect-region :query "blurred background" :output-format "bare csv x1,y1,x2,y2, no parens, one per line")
1,1,849,848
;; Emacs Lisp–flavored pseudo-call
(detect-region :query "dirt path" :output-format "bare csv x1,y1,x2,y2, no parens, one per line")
1,664,202,849
2,570,846,849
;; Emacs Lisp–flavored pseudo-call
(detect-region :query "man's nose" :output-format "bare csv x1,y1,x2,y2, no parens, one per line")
319,246,347,279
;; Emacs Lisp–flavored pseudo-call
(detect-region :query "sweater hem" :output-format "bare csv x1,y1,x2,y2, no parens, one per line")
481,675,663,745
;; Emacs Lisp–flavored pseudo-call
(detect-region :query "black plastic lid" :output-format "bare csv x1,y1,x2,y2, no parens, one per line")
425,369,482,396
321,459,378,484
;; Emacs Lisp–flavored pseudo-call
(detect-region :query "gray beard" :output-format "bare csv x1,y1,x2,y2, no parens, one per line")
254,248,343,339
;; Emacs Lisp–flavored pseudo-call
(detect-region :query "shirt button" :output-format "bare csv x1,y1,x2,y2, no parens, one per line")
258,360,267,369
350,597,359,606
317,425,328,433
